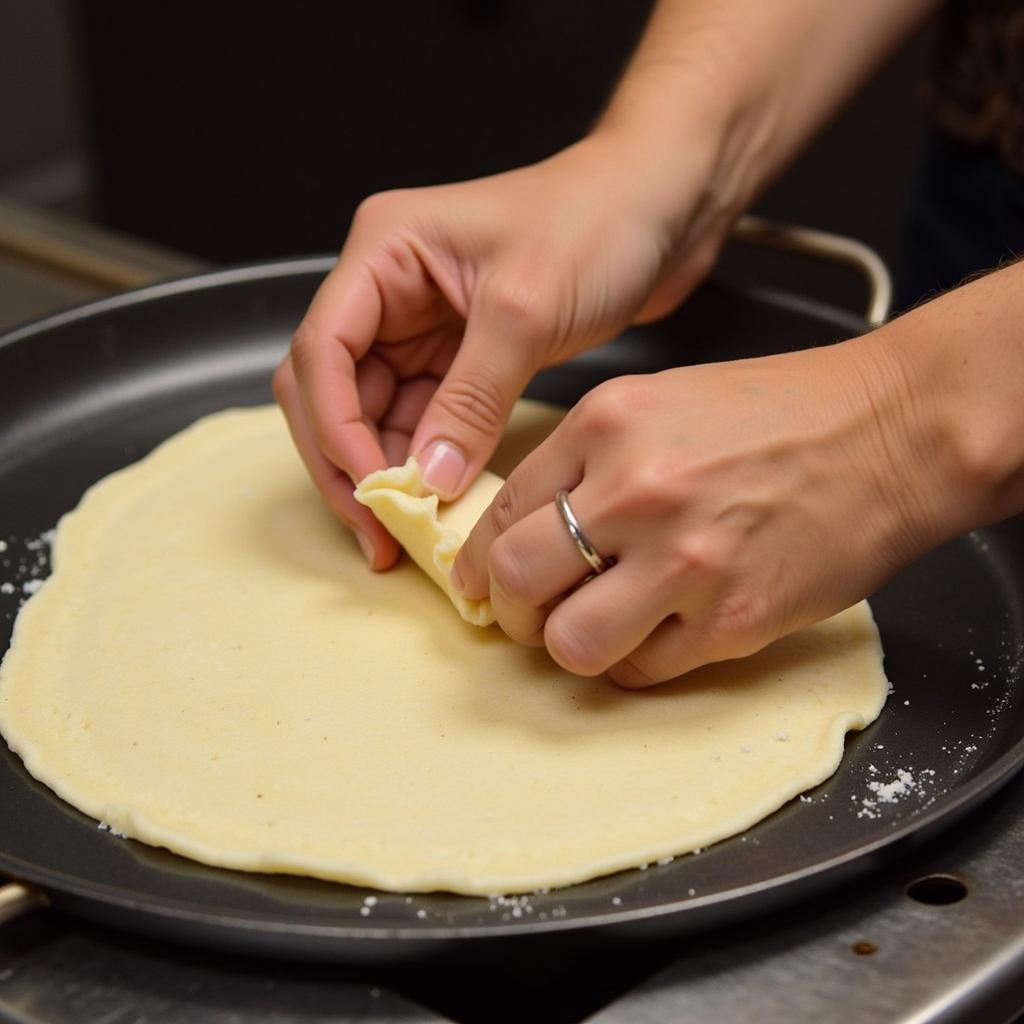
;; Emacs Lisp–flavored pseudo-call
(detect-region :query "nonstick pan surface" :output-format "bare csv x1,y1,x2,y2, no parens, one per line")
0,258,1021,962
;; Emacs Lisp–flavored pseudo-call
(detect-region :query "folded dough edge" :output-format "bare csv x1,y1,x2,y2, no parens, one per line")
354,457,502,626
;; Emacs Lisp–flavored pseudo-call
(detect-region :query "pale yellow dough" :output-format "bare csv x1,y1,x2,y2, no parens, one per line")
0,401,888,894
354,460,503,626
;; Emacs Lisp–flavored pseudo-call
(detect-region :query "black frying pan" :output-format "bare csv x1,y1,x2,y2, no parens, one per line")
0,258,1021,962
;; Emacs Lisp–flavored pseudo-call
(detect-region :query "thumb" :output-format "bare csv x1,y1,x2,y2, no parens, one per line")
410,297,540,500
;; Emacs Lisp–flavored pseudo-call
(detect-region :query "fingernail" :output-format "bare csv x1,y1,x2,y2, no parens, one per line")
449,561,465,594
419,440,467,499
355,530,375,564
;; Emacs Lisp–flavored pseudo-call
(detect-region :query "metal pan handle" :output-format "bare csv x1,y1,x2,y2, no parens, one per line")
730,214,893,328
0,880,48,925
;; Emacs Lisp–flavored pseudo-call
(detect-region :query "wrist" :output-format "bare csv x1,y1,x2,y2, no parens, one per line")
868,275,1024,534
588,42,760,248
831,332,958,565
846,296,1024,557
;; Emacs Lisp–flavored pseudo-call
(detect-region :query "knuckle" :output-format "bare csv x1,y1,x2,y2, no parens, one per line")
489,273,551,340
704,591,769,651
577,377,646,435
625,459,687,514
311,422,339,462
487,536,532,603
437,367,508,438
545,616,606,677
289,324,317,375
664,532,730,583
351,189,406,231
487,479,520,536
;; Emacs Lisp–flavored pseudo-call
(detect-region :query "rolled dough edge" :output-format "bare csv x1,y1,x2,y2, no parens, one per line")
355,458,495,626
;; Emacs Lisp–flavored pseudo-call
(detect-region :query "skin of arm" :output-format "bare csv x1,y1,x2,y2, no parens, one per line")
598,0,940,318
275,0,937,568
453,261,1024,685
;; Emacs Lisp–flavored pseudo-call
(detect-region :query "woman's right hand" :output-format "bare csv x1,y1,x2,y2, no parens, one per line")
274,126,733,568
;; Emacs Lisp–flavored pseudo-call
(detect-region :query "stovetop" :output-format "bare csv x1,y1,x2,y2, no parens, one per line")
0,206,1021,1024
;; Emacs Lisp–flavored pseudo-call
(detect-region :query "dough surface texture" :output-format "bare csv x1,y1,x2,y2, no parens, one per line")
0,402,889,894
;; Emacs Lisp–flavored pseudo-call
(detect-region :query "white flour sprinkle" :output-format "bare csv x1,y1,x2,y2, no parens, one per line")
774,731,790,742
855,767,937,819
0,526,56,609
869,769,915,803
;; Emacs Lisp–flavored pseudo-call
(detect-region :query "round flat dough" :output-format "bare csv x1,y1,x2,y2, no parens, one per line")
0,402,888,894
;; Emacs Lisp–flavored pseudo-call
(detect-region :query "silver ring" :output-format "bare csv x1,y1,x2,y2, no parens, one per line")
555,490,613,576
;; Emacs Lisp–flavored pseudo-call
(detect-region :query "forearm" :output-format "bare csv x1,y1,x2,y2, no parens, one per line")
595,0,938,237
856,261,1024,551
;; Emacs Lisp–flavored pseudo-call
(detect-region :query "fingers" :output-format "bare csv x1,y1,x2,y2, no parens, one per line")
409,285,544,501
378,376,438,468
474,486,702,679
542,563,674,676
454,423,585,600
290,256,390,483
605,603,774,688
605,616,705,688
273,356,399,570
451,451,735,682
459,464,683,673
485,501,603,645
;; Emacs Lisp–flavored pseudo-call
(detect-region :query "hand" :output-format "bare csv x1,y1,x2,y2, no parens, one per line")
453,337,949,686
274,129,729,568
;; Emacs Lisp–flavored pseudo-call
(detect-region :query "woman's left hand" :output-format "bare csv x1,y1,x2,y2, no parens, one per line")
452,336,953,686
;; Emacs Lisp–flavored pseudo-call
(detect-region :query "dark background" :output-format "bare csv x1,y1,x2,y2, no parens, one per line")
1,1,932,317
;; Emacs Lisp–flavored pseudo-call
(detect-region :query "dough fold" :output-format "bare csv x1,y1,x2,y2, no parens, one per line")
354,458,501,626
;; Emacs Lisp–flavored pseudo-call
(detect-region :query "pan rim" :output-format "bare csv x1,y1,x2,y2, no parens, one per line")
0,255,867,355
